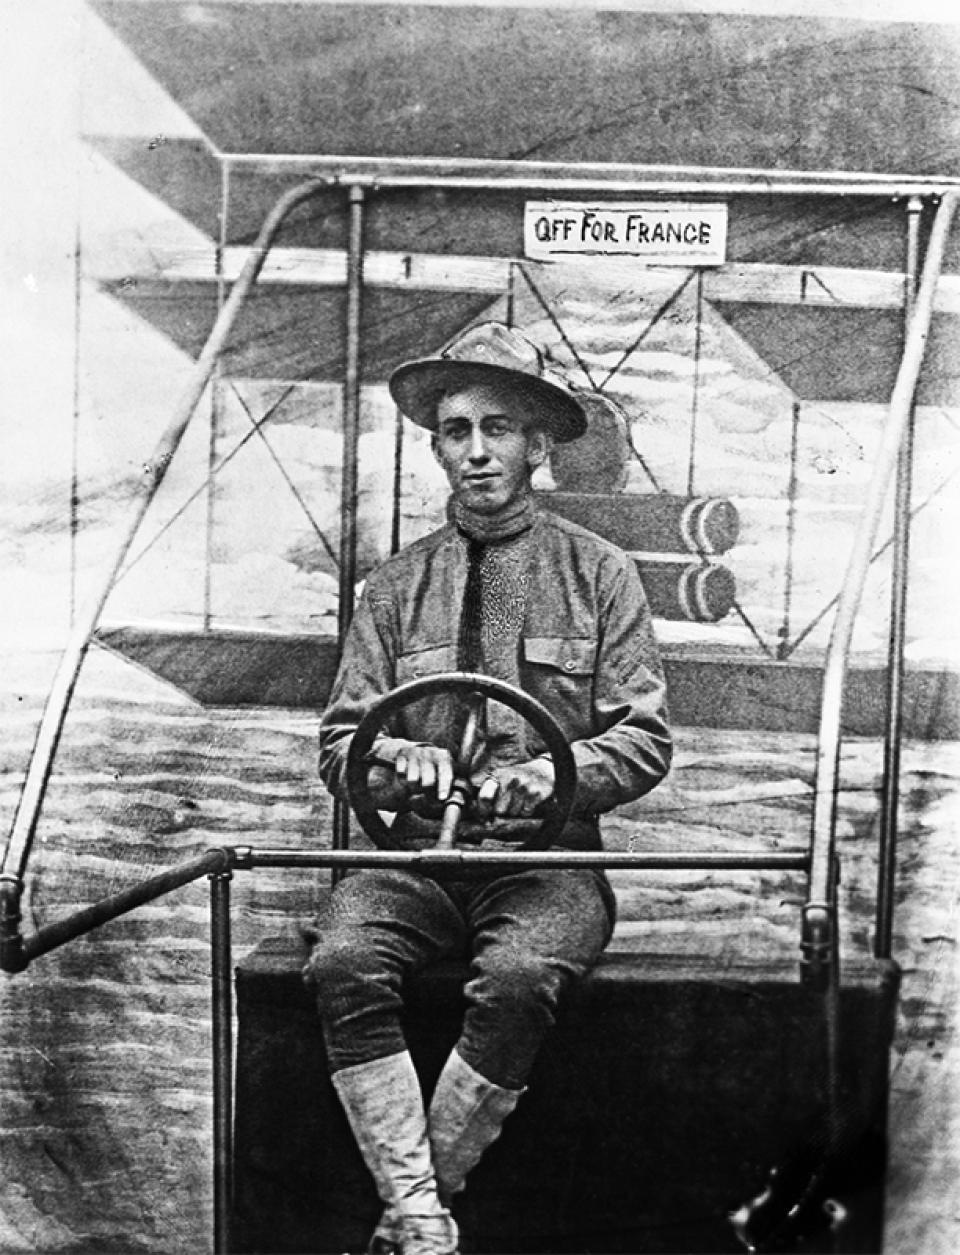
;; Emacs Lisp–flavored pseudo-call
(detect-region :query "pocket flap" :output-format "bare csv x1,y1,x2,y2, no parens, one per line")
524,636,597,674
396,644,458,683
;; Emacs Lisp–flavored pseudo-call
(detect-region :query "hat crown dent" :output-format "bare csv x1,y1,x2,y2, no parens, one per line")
442,322,545,379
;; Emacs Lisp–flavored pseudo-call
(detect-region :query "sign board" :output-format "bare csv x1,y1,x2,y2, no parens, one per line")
524,201,728,266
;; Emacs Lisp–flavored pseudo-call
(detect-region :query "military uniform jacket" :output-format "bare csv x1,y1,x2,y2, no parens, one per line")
317,508,672,849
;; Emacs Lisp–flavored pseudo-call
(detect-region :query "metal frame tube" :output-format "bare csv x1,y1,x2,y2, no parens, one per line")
236,847,808,873
390,403,404,557
333,184,366,862
1,841,807,976
337,184,365,645
5,849,232,971
222,152,960,199
876,196,924,960
0,874,26,974
804,192,957,983
210,870,233,1255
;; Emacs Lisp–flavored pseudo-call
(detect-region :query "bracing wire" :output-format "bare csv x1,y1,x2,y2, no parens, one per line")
70,214,83,628
625,425,664,492
115,378,305,582
228,382,340,567
778,401,802,660
598,269,697,392
515,264,600,389
784,462,960,657
204,162,232,628
686,269,704,497
732,597,776,659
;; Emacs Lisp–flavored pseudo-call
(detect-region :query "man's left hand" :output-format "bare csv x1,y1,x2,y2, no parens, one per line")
471,758,556,819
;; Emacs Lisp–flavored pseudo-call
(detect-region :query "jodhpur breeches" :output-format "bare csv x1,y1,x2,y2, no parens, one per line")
304,868,615,1090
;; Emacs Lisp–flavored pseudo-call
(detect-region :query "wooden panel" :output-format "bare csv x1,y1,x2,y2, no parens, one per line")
234,936,898,1253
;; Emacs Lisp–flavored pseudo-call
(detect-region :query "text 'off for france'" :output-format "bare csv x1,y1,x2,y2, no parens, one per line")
524,202,728,265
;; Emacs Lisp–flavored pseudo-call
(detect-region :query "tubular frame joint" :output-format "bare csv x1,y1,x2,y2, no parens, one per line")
0,874,26,974
203,845,240,874
800,900,834,992
414,849,468,869
227,845,254,871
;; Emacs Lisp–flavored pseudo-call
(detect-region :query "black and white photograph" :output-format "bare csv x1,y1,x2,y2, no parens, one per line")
1,2,959,1252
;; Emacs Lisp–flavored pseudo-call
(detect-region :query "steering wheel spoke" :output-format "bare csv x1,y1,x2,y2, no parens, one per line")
345,673,576,852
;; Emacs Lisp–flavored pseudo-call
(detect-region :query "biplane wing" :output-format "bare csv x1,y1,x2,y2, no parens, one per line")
63,1,960,737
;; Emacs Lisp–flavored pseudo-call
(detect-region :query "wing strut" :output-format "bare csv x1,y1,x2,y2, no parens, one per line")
803,190,957,989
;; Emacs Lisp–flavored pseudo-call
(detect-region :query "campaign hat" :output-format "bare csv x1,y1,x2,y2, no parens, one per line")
388,322,586,443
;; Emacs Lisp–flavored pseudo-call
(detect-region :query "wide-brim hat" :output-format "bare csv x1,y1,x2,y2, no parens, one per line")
388,322,587,443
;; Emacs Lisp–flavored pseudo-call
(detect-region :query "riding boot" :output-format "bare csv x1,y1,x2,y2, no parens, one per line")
365,1212,402,1255
428,1048,524,1203
331,1052,459,1255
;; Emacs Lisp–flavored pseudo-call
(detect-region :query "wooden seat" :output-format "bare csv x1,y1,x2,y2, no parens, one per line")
232,934,898,1254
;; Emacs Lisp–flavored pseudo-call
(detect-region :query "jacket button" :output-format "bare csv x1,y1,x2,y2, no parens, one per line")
563,659,576,672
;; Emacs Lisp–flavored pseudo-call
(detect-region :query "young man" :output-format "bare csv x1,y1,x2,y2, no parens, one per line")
305,322,672,1255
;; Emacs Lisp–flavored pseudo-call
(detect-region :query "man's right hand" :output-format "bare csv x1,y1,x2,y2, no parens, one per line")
364,738,455,811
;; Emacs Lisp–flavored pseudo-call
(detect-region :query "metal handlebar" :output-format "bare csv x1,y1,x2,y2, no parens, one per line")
802,191,957,988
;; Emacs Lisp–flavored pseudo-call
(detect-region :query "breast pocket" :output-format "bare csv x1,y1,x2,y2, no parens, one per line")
522,636,598,741
395,643,458,684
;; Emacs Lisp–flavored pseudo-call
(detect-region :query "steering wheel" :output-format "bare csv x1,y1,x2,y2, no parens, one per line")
345,672,576,852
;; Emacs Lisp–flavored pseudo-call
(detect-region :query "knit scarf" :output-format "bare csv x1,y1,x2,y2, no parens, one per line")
451,495,536,546
452,494,535,765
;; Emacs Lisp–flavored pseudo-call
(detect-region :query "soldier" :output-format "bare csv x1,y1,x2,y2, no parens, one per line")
305,322,671,1255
